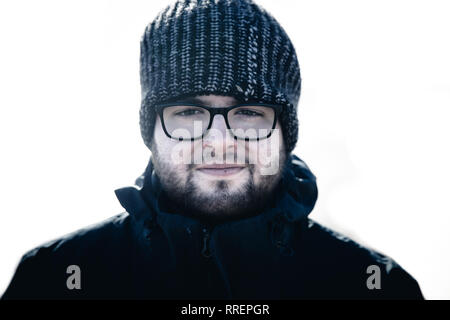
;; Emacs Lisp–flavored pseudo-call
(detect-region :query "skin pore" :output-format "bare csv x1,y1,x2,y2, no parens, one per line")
150,95,287,223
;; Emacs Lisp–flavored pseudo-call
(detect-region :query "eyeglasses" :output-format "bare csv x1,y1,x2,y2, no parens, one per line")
155,102,283,141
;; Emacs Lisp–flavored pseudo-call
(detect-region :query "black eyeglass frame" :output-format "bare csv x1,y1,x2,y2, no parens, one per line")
155,102,283,141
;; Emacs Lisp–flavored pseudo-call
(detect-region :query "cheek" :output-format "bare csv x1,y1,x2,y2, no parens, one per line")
153,118,192,171
248,124,284,176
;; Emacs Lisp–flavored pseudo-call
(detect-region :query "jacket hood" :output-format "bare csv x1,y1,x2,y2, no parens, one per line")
115,154,318,255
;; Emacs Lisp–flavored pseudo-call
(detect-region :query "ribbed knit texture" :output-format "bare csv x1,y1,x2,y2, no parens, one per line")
139,0,301,153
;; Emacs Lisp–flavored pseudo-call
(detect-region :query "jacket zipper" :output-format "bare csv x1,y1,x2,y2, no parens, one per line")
201,225,215,295
200,225,233,298
201,226,213,258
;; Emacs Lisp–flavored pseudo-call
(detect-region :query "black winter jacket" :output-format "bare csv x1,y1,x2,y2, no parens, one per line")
2,155,424,299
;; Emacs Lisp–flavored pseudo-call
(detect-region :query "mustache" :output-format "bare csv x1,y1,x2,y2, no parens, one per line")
187,152,255,169
192,152,250,164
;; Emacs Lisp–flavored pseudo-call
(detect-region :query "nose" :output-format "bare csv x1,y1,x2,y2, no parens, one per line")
202,114,236,150
209,114,228,135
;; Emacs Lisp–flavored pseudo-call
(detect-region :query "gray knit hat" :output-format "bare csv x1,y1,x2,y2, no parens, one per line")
139,0,301,153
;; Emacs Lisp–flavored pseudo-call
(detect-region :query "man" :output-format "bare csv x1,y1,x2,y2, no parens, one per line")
2,0,423,299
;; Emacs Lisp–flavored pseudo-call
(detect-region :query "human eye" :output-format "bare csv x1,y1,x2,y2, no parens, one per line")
174,108,205,117
234,108,264,117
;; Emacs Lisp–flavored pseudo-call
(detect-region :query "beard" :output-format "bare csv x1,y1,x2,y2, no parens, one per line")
151,144,287,224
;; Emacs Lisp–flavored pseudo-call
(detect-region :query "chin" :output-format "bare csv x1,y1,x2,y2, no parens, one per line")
194,176,248,195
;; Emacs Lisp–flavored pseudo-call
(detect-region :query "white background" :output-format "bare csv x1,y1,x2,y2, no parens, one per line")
1,0,449,299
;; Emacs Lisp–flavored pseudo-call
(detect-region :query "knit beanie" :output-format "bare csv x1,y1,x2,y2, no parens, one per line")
139,0,301,153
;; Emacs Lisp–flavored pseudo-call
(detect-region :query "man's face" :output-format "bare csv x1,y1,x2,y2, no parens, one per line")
151,95,287,221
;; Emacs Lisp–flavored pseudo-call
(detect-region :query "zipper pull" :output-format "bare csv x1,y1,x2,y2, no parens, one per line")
201,227,212,258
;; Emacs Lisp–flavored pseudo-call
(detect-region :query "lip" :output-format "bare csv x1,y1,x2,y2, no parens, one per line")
196,164,246,177
197,164,246,169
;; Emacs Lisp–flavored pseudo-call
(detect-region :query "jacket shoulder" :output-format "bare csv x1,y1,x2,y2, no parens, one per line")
298,219,424,299
304,219,396,267
2,212,131,299
20,212,130,262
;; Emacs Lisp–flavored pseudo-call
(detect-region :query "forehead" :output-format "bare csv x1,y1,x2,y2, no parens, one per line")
173,95,239,107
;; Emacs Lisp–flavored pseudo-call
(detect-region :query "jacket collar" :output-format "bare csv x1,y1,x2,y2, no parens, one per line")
115,154,318,254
